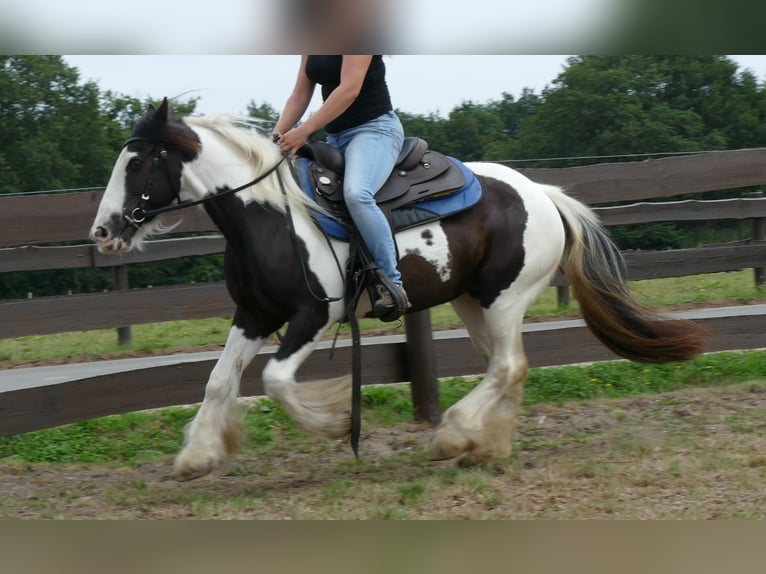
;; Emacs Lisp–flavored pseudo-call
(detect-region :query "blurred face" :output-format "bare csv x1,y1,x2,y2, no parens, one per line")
275,0,392,52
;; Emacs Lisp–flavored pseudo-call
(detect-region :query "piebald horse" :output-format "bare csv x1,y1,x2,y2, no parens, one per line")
90,99,705,481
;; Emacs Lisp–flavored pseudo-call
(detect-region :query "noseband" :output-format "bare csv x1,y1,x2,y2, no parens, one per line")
120,136,286,229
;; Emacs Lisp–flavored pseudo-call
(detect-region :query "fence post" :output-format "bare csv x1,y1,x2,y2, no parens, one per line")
404,310,441,425
750,191,765,287
112,265,133,346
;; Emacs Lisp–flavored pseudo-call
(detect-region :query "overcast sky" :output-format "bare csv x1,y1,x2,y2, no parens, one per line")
63,55,572,118
63,55,766,120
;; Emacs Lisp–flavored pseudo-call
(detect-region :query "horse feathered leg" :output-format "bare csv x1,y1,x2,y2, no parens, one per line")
429,298,530,465
262,315,352,440
265,363,352,439
429,162,567,465
174,326,264,481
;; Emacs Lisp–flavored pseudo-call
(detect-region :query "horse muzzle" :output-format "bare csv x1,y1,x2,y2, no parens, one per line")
90,214,136,254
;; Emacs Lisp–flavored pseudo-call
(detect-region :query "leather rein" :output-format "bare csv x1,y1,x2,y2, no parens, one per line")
121,136,287,227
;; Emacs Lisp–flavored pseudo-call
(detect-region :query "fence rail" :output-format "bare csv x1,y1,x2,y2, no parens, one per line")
2,304,764,436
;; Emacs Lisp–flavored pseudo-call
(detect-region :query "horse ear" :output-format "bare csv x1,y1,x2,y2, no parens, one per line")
155,97,169,123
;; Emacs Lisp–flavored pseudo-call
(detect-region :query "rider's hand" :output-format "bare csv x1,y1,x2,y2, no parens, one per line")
277,126,310,159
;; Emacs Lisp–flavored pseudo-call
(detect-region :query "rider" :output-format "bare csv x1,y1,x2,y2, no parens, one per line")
273,55,409,319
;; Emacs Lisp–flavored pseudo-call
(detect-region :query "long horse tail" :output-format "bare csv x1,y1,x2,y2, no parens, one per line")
542,185,707,363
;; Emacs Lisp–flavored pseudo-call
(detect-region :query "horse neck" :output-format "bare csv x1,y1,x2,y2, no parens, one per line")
182,128,262,200
182,134,298,249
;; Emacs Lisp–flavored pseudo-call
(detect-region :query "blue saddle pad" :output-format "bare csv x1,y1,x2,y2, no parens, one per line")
294,156,482,241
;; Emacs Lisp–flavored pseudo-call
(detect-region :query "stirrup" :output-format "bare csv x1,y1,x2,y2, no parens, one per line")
372,274,410,322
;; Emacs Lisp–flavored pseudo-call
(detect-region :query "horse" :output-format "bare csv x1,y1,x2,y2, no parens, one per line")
90,98,706,481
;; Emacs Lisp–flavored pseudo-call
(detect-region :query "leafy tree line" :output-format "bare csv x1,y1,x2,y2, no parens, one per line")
2,55,766,299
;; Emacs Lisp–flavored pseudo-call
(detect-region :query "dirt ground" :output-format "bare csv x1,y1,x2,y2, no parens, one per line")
2,379,765,519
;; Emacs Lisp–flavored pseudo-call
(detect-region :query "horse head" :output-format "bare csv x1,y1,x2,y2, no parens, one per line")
90,97,200,253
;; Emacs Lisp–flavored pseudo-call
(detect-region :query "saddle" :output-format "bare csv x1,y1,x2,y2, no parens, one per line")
293,137,478,324
296,137,467,220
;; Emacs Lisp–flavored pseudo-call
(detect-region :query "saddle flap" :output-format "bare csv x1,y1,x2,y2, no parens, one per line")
375,150,453,204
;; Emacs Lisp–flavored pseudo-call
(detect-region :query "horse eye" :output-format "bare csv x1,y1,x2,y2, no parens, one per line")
128,157,143,170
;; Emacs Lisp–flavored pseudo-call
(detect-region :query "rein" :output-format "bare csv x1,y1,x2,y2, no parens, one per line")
145,156,286,218
123,135,288,224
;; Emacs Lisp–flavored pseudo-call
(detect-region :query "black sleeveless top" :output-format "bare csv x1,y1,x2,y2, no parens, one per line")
305,55,393,133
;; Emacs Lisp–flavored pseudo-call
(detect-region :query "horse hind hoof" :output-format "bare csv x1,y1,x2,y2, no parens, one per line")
428,428,472,461
173,452,218,482
456,451,506,468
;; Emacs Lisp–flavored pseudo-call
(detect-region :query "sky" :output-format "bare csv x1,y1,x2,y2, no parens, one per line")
5,0,623,54
63,55,573,118
63,55,766,120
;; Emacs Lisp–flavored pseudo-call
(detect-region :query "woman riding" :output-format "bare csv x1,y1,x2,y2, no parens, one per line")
272,55,409,319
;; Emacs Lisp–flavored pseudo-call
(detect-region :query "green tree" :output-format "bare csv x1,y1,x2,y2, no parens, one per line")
0,55,115,193
441,102,505,161
397,110,451,153
512,55,766,165
398,91,541,161
246,101,280,124
510,55,766,250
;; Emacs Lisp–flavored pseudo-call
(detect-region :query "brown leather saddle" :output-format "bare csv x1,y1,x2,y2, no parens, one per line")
296,137,467,221
294,137,471,325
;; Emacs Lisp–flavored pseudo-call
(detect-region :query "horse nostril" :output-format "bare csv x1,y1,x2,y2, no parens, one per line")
94,226,109,240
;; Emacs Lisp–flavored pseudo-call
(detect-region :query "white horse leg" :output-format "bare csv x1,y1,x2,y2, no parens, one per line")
262,319,352,439
174,326,264,481
430,295,529,466
429,163,567,466
432,264,558,466
450,293,491,363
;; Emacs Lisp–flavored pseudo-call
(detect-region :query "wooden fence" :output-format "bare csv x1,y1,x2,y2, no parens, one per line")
1,149,766,435
1,148,765,338
2,304,764,436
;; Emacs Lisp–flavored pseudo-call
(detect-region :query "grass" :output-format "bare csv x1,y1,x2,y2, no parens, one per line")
1,349,763,465
0,318,234,363
1,270,764,364
1,271,764,519
1,369,765,518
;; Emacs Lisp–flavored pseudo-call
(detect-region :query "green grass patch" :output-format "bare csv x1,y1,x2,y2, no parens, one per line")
0,408,196,464
523,350,766,405
0,317,235,363
2,350,762,465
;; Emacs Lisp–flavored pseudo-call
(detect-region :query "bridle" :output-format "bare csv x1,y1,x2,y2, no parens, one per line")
121,136,286,229
122,137,181,229
119,134,342,302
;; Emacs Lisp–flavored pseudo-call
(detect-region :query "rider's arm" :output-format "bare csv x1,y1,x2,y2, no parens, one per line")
298,55,372,134
273,55,316,137
278,55,373,155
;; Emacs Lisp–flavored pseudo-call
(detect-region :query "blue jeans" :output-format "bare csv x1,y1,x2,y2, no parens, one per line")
327,111,405,286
